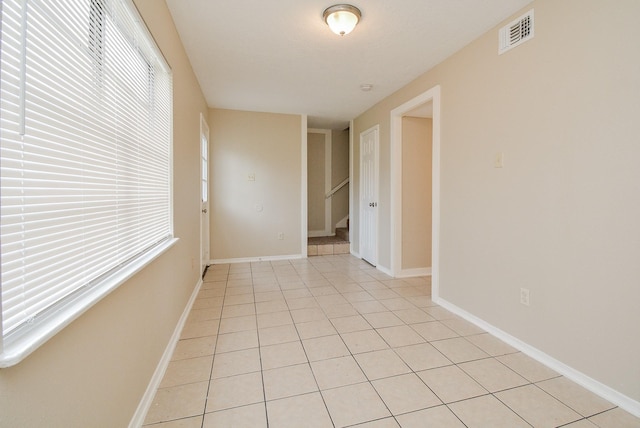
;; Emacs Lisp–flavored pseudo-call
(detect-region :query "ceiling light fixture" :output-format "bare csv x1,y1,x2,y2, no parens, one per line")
323,4,361,36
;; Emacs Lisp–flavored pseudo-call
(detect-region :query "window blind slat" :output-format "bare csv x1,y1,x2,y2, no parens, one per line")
1,0,173,341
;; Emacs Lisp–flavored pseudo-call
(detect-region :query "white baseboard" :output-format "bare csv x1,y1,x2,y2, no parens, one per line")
434,297,640,418
397,267,432,278
129,278,203,428
335,215,349,229
211,254,303,265
308,230,332,238
376,264,393,277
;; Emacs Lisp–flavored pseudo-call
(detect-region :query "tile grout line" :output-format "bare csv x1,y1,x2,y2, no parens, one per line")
250,261,270,428
200,263,230,427
289,260,338,428
158,255,633,428
335,272,478,427
319,267,424,426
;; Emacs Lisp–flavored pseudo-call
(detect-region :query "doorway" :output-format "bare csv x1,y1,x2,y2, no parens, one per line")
306,127,351,257
200,113,210,277
390,86,441,297
307,129,332,238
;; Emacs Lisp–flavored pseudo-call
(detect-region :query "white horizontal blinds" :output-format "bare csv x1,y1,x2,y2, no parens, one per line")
0,0,172,336
0,1,24,342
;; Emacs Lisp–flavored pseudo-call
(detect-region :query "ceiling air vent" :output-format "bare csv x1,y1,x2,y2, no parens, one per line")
499,9,534,55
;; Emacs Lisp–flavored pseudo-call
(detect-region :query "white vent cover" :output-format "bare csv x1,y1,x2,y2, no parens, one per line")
499,9,534,54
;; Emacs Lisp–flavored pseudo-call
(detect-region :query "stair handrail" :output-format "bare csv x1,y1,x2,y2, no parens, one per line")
325,177,349,199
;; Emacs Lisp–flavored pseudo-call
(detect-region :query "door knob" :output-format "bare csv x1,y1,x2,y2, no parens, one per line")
202,208,208,214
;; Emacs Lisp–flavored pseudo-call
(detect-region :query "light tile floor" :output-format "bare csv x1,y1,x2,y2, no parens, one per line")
142,254,640,428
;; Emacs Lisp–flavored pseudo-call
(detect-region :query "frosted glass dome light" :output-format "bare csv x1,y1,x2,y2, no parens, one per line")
323,5,361,36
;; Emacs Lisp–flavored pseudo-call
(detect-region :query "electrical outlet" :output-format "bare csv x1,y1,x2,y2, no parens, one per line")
494,152,504,168
520,287,530,306
277,232,284,240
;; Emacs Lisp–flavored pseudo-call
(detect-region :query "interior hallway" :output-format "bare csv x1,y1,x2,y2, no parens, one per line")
142,255,639,427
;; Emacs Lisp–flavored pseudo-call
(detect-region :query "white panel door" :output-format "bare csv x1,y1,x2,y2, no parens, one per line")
200,114,210,276
360,126,379,266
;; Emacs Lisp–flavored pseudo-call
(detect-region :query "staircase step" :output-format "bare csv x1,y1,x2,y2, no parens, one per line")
336,227,349,241
307,242,350,256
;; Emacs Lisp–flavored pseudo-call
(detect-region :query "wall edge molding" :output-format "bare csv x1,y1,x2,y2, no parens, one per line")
397,267,432,278
434,297,640,418
308,230,333,238
376,264,393,277
211,254,303,265
129,278,203,428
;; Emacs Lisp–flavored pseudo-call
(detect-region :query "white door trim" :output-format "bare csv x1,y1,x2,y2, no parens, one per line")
301,115,308,257
324,131,332,236
359,124,380,266
199,113,210,273
390,85,441,298
348,120,355,255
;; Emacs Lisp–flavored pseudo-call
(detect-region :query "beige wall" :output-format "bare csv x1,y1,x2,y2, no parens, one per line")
308,132,326,232
402,117,432,270
331,129,350,232
354,0,640,404
0,1,209,426
209,109,302,260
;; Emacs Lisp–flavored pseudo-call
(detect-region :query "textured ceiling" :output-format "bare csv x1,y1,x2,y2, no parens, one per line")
165,0,533,129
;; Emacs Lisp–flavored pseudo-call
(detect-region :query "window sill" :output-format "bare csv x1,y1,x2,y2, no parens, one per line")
0,237,179,368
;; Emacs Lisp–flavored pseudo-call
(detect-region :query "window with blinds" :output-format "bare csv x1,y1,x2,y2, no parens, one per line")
0,0,174,366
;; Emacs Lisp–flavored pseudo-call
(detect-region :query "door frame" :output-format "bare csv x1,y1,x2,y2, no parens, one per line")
359,124,380,266
390,85,441,298
199,113,210,276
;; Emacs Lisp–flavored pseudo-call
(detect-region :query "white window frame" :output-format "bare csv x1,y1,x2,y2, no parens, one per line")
0,0,175,367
